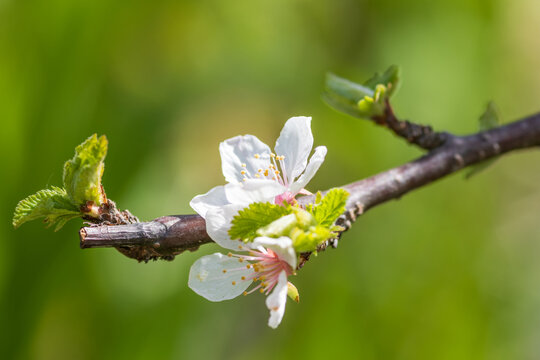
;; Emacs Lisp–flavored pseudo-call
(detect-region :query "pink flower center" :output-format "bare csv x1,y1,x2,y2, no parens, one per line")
274,191,297,206
229,247,293,296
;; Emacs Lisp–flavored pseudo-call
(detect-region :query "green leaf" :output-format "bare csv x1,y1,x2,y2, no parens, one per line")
63,134,108,206
363,65,401,97
466,102,500,179
290,224,334,253
12,186,81,231
229,202,292,242
478,101,499,131
323,65,400,119
306,188,349,227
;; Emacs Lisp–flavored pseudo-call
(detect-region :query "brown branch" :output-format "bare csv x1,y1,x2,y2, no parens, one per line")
80,112,540,262
372,100,447,150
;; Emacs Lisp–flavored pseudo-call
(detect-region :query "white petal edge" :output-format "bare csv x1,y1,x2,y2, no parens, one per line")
189,253,254,302
274,116,314,184
220,135,272,183
265,271,289,329
224,180,287,205
189,185,230,219
252,236,297,269
289,146,327,195
205,205,248,250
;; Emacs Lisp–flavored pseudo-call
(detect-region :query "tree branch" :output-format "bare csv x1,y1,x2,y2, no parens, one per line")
80,112,540,262
372,100,447,150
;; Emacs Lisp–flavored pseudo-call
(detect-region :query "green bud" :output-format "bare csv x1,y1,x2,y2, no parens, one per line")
257,213,297,238
290,225,333,253
293,208,317,229
287,282,300,303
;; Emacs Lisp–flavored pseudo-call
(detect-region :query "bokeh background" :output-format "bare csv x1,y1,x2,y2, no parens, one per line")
2,0,540,359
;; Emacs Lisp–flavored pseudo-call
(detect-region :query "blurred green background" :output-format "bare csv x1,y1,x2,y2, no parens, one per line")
2,0,540,359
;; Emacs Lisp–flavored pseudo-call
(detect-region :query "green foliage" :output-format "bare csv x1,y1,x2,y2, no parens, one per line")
478,101,499,131
228,202,291,242
306,188,349,227
363,65,401,97
466,102,500,179
13,134,109,230
63,134,108,206
12,187,81,231
323,65,400,119
230,189,349,253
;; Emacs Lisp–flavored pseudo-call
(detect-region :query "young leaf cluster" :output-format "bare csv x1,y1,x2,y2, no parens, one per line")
13,134,108,231
323,65,400,119
228,188,349,253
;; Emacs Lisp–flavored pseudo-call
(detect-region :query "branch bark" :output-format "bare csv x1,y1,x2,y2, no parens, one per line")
80,112,540,262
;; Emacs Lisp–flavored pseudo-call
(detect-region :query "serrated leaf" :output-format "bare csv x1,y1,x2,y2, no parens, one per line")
12,186,81,230
466,102,500,179
306,188,349,227
229,203,292,242
63,134,108,206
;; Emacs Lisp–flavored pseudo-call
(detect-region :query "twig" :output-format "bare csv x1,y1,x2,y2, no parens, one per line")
372,100,447,150
80,112,540,262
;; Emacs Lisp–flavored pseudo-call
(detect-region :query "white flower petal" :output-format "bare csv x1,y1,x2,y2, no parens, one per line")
274,116,313,183
252,236,297,269
224,180,286,205
289,146,327,195
220,135,272,183
189,185,230,218
189,253,254,302
205,205,248,250
265,271,289,329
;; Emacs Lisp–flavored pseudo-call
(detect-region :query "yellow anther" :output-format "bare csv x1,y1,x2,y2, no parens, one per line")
270,153,276,158
258,168,263,172
254,154,260,159
241,170,246,175
241,276,246,280
243,291,248,296
242,178,247,182
275,170,280,175
264,170,269,177
232,281,236,285
238,245,243,249
246,264,251,269
255,174,260,178
227,252,232,257
238,258,244,263
241,163,247,167
222,269,227,273
259,288,265,293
